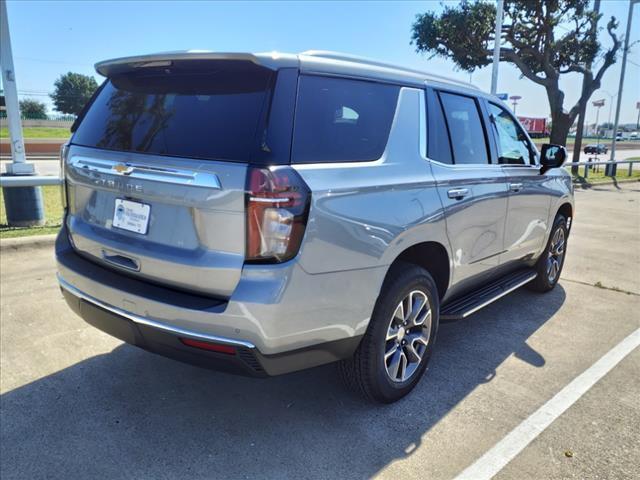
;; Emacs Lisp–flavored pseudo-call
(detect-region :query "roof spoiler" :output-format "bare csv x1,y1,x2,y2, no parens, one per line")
95,51,298,77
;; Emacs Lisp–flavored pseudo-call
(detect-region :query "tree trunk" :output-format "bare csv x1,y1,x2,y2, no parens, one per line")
549,113,572,147
572,100,588,173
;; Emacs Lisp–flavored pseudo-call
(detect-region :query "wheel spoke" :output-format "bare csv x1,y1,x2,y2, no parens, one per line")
398,351,408,381
386,324,400,342
405,340,423,363
406,292,427,326
414,307,431,327
385,343,398,361
387,348,402,380
393,302,404,323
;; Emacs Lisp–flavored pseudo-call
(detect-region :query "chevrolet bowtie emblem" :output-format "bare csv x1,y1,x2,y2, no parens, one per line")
113,163,133,175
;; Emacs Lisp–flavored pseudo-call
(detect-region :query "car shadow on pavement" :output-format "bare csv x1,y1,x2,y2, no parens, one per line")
0,286,565,480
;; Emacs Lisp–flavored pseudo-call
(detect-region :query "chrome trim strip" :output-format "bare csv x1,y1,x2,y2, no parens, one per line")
57,274,255,349
458,272,537,319
249,197,292,204
70,157,222,189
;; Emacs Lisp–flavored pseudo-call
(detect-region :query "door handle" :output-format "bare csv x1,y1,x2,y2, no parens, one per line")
509,182,524,192
447,188,470,200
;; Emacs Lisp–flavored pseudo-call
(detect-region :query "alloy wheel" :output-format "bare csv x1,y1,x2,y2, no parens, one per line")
547,227,565,283
384,290,432,383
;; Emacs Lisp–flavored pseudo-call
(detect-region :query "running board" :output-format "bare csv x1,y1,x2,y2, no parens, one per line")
440,269,537,321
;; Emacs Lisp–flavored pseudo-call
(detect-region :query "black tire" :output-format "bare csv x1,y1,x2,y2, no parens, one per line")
339,262,440,403
528,214,568,293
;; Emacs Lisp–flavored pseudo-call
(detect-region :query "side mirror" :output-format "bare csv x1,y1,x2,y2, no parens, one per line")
540,144,567,173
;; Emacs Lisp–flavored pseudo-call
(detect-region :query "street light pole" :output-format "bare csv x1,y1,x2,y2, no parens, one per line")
490,0,504,95
510,95,521,114
1,0,44,227
592,99,604,156
608,0,639,175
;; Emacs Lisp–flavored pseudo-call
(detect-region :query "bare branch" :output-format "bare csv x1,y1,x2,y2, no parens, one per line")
501,49,552,86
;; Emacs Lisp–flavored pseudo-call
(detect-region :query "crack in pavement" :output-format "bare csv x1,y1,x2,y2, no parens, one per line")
561,277,639,297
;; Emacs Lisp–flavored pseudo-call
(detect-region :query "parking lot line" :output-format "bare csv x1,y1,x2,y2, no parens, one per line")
455,327,640,480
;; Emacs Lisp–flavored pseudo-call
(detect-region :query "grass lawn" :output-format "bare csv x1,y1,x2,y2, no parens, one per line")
570,157,640,185
0,185,64,239
0,126,71,139
534,136,602,145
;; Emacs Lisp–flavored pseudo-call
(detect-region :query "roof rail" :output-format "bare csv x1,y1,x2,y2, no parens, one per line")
300,50,478,90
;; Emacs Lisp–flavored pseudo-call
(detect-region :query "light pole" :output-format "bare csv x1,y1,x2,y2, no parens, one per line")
608,0,639,175
592,99,605,155
1,0,44,227
510,95,521,114
490,0,505,95
601,90,618,136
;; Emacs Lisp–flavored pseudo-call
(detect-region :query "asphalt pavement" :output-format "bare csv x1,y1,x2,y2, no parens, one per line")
0,183,638,479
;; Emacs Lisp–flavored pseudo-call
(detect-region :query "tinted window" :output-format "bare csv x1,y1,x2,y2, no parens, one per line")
439,92,489,165
427,89,453,164
72,61,275,162
292,76,400,163
489,103,533,165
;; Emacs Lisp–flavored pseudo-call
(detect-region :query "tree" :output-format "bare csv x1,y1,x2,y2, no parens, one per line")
411,0,622,147
19,98,47,119
50,72,98,115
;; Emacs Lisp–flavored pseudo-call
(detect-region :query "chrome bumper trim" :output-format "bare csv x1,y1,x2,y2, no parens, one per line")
57,274,256,349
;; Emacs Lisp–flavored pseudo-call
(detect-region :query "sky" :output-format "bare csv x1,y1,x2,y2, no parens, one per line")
3,0,640,125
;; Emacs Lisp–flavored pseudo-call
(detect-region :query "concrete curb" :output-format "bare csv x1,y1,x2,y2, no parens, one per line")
0,234,57,252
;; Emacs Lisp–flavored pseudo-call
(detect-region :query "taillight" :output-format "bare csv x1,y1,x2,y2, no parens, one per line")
245,166,311,263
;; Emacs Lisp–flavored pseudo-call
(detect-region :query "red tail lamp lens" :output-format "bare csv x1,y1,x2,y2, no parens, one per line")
246,166,311,263
180,338,236,355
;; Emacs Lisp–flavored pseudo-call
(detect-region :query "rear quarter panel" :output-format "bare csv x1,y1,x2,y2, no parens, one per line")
293,87,451,278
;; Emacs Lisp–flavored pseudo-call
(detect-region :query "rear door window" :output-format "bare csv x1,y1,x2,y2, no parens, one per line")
439,92,490,165
292,75,400,163
72,61,279,163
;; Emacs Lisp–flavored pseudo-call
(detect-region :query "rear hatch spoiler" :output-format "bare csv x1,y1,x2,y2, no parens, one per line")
95,51,298,77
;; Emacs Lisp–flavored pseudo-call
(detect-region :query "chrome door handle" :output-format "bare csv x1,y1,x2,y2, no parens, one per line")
509,182,524,192
447,188,470,200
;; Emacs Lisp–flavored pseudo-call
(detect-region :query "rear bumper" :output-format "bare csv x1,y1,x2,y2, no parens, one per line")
56,225,376,375
60,283,266,376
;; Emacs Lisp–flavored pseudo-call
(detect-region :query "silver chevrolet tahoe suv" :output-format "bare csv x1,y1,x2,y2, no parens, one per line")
56,51,573,403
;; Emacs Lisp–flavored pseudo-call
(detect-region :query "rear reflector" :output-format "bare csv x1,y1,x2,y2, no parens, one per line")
179,338,236,355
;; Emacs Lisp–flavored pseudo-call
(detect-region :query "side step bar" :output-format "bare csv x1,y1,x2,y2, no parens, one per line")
440,269,537,321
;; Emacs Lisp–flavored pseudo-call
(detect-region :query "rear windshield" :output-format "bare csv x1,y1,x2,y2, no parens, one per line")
72,61,275,162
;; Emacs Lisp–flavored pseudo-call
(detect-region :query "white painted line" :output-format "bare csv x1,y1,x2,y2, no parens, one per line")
455,328,640,480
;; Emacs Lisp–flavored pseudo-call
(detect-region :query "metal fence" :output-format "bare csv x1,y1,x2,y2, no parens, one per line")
1,160,638,188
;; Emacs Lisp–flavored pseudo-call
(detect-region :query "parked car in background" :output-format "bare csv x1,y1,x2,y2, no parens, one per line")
56,50,574,403
584,144,608,155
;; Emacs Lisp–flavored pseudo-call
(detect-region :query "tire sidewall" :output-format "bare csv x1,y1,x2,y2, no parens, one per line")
367,267,440,402
539,216,568,289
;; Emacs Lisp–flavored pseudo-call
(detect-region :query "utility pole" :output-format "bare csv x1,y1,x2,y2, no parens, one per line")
490,0,504,95
1,0,44,226
608,0,639,176
572,0,601,174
